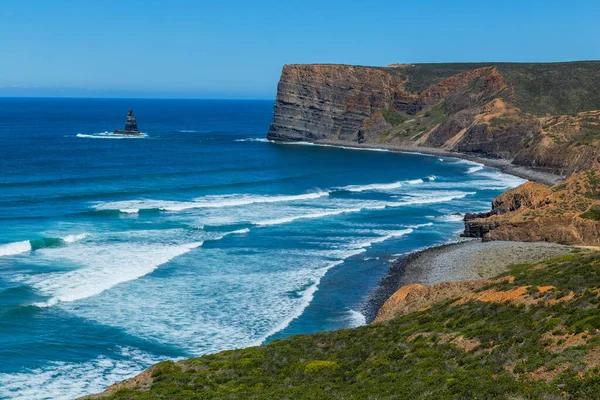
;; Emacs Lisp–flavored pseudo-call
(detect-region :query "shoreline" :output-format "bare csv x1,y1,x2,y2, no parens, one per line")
268,137,568,321
364,240,580,323
84,137,566,398
273,139,564,186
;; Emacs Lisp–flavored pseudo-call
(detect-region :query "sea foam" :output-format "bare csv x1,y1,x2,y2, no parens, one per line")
76,132,147,139
30,241,204,307
0,346,165,400
235,138,271,142
467,165,485,173
93,192,329,214
338,181,403,192
0,240,32,257
254,192,472,227
0,234,88,257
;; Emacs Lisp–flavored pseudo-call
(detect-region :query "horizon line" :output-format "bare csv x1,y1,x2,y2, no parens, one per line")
0,96,276,101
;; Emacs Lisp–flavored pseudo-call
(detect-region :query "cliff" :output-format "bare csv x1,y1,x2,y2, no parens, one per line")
268,62,600,176
464,167,600,245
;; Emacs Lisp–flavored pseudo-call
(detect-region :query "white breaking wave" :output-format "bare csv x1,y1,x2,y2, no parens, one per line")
93,192,329,214
281,141,390,152
29,241,204,307
338,181,403,192
76,132,147,139
62,233,89,243
228,228,250,235
437,214,465,222
405,223,434,229
255,264,333,345
235,138,271,142
23,228,250,307
347,309,367,328
255,208,364,226
0,240,32,257
339,176,435,192
353,229,414,249
254,193,473,227
0,233,88,257
394,192,474,207
467,165,485,173
0,346,165,400
475,170,527,189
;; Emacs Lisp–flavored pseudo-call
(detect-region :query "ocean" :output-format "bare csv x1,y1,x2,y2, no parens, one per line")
0,98,525,399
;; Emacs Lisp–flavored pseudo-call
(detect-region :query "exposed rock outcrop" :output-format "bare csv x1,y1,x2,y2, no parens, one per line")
267,64,407,142
374,280,488,322
114,109,141,135
464,168,600,245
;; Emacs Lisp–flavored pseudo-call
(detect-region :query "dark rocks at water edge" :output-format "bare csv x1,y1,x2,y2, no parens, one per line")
462,210,497,239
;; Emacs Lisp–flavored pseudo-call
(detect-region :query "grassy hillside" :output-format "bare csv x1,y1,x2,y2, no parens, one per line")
99,251,600,400
386,61,600,116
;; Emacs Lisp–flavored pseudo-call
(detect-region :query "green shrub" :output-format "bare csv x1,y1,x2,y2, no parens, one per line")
381,108,408,126
580,206,600,220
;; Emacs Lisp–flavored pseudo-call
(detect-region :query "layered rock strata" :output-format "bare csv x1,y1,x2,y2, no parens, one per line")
268,62,600,176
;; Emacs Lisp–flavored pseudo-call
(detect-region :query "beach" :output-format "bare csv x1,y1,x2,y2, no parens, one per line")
365,239,579,322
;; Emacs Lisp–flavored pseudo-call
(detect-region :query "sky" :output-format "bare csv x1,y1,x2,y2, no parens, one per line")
1,0,599,99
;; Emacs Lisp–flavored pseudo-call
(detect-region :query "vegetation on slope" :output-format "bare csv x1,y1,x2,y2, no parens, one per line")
388,61,600,116
99,252,600,400
381,101,447,141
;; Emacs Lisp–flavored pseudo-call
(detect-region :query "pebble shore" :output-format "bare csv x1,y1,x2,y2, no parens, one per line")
364,240,579,322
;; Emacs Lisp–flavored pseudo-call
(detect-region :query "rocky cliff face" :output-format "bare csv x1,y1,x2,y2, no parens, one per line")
267,64,406,143
268,62,600,176
464,168,600,245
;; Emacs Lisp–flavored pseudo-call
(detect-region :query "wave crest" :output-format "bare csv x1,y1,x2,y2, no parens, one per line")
93,192,330,214
0,240,32,257
76,132,147,139
0,234,88,257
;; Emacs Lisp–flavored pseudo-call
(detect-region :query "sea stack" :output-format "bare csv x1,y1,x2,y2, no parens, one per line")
114,109,141,135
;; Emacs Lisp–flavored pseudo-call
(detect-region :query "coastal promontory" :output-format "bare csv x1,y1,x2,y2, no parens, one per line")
268,62,600,177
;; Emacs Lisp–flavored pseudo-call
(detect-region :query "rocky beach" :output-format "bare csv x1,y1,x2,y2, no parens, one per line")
365,239,580,322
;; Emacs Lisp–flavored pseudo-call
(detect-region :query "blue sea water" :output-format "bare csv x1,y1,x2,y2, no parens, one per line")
0,98,525,399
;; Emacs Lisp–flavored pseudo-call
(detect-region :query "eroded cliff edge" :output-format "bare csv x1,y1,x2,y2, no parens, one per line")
268,62,600,177
463,167,600,245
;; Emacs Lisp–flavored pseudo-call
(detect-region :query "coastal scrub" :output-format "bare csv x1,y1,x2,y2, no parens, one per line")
96,253,600,399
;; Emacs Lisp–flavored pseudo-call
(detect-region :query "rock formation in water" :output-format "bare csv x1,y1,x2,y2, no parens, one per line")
114,109,141,135
268,62,600,177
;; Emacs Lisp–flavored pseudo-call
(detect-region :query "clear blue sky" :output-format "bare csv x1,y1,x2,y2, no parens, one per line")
1,0,599,99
